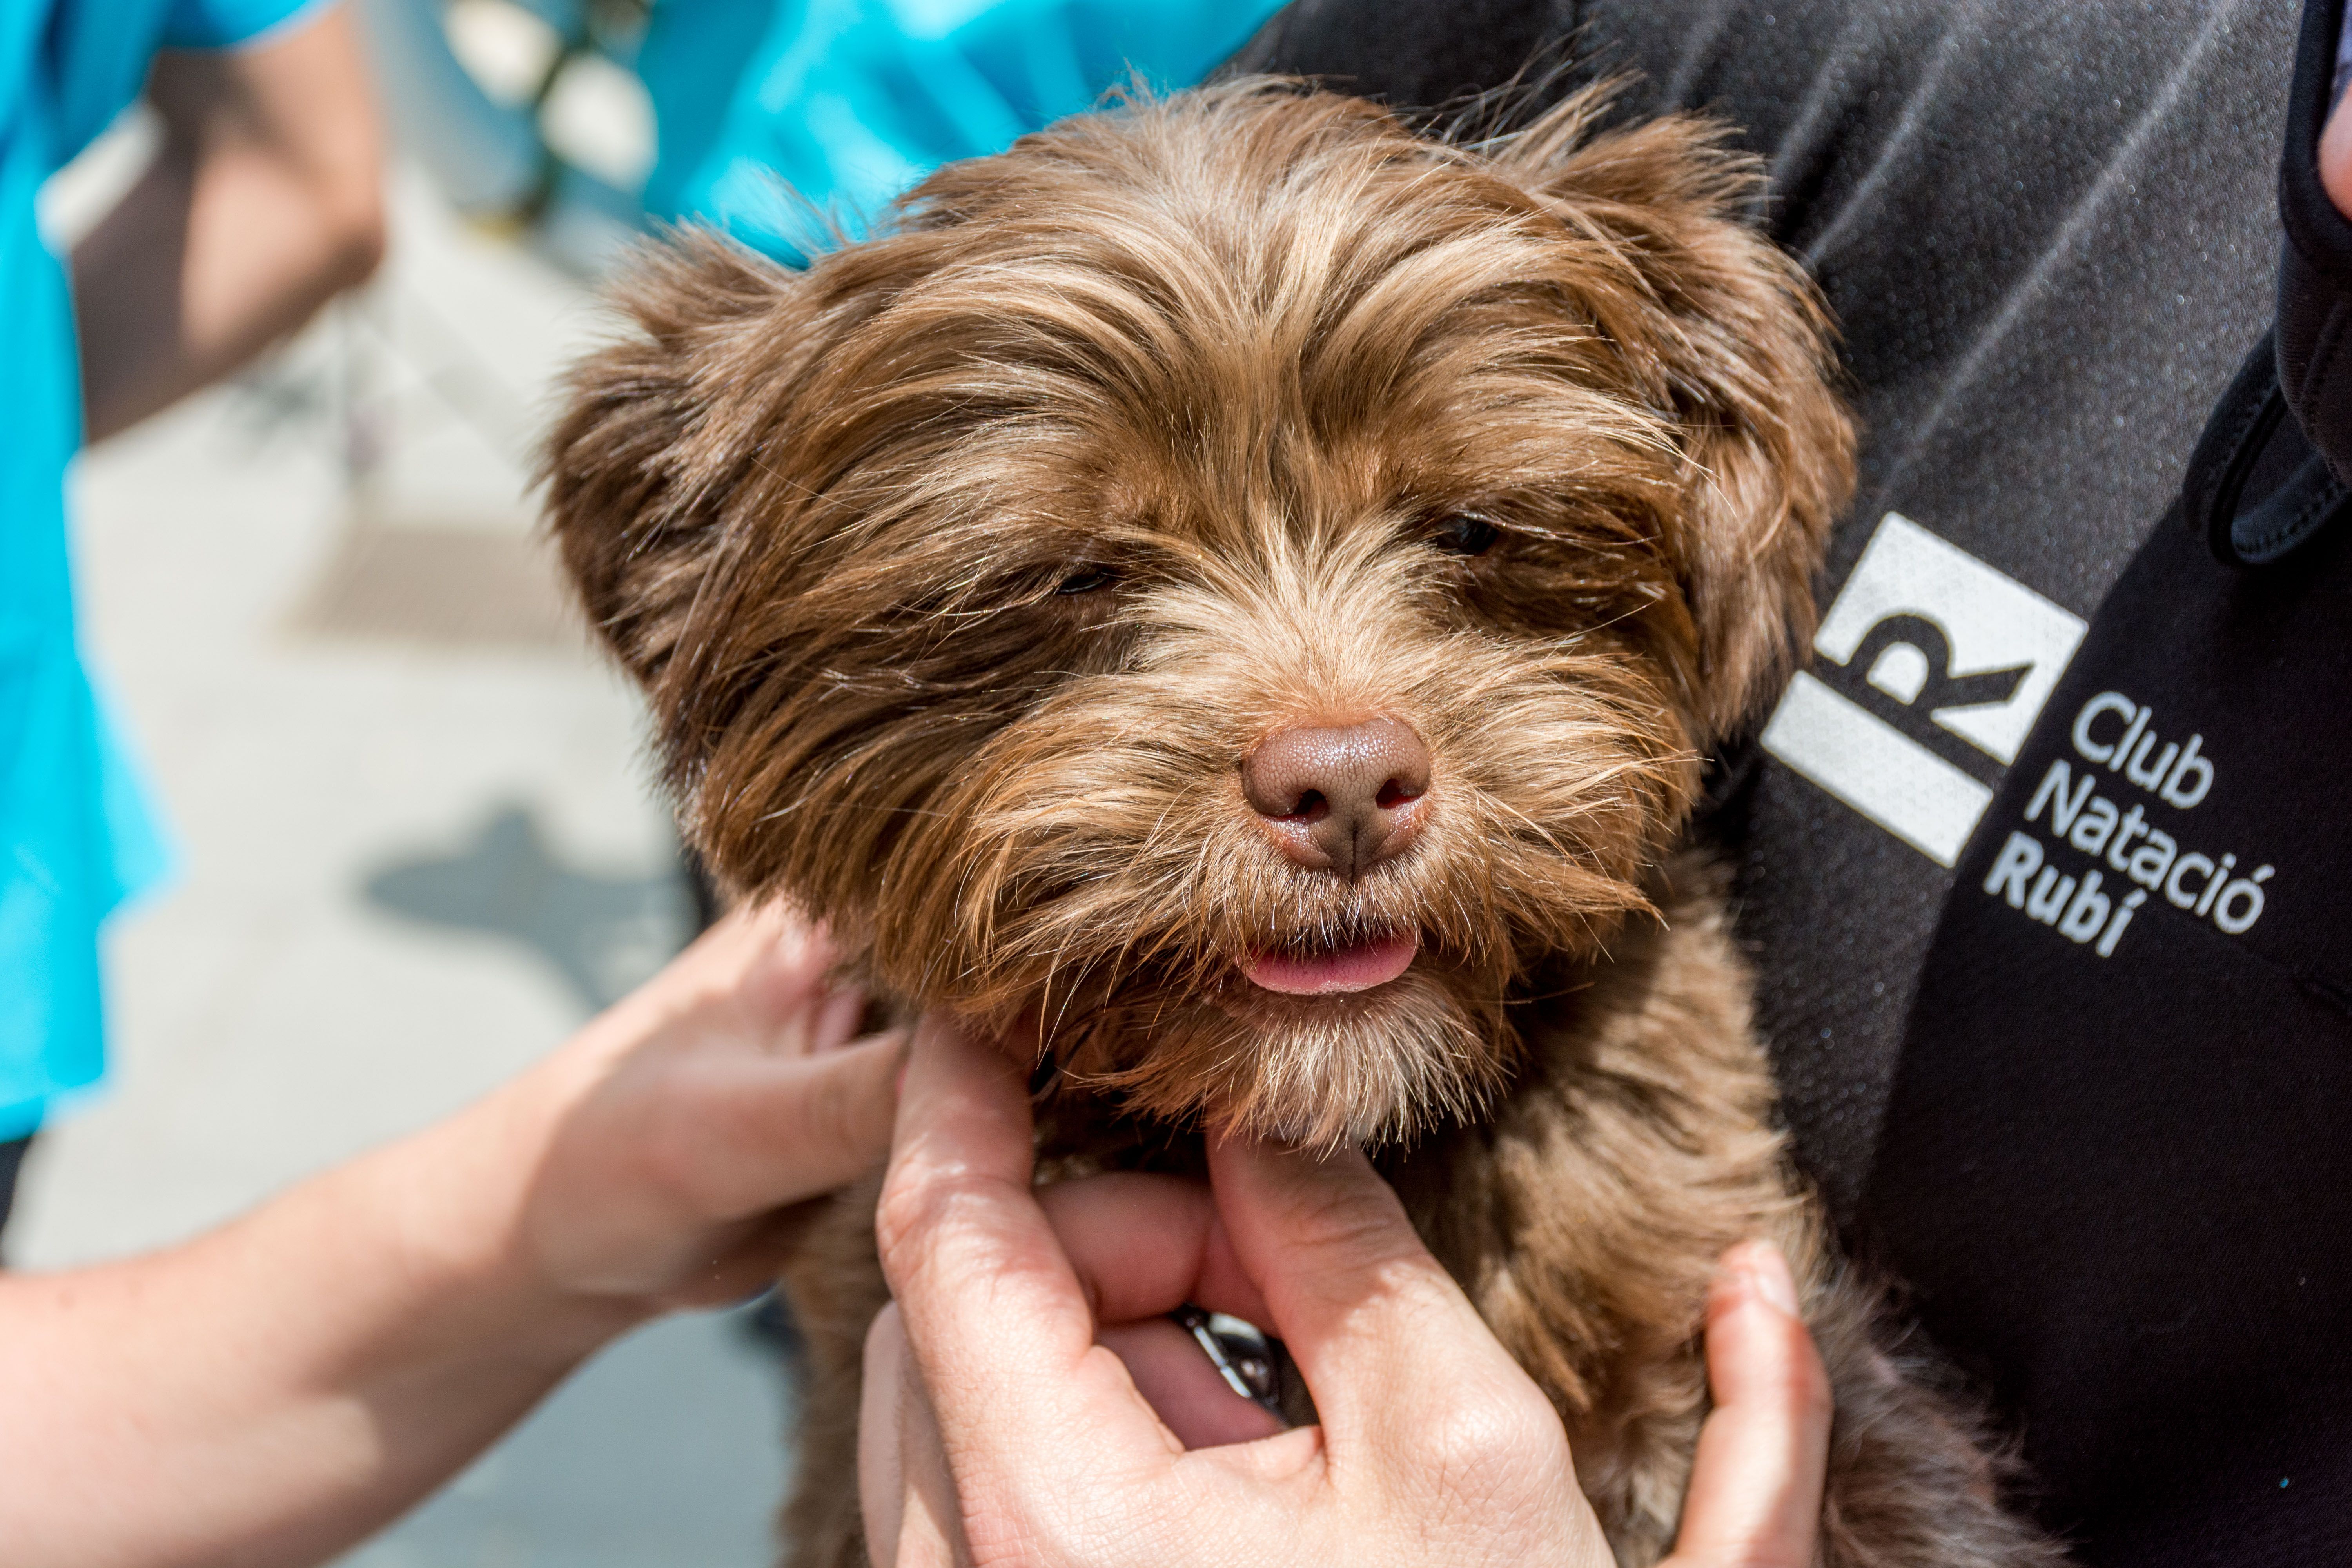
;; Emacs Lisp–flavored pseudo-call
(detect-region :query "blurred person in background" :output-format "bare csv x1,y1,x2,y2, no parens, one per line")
1,0,383,1237
632,0,1290,263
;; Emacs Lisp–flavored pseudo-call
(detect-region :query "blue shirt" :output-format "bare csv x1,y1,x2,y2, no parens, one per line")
636,0,1290,263
0,0,314,1138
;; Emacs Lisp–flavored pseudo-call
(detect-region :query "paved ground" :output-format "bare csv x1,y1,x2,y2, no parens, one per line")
13,156,800,1565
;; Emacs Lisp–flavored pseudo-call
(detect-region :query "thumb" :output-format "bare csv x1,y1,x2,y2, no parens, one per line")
722,1029,907,1211
1207,1134,1558,1468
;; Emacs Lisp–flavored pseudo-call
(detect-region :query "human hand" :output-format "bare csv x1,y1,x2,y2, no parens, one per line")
506,902,905,1312
0,902,905,1568
860,1017,1831,1568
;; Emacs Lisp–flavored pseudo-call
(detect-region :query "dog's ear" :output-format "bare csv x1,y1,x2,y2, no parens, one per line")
541,230,802,691
1495,91,1855,741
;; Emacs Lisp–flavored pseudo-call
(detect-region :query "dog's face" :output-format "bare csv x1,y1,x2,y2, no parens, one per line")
548,83,1851,1146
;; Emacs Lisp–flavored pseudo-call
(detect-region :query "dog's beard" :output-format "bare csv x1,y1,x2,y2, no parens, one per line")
1050,957,1511,1149
892,786,1630,1149
940,830,1537,1148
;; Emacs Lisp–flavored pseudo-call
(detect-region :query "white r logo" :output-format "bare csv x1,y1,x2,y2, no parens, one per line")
1759,513,2089,866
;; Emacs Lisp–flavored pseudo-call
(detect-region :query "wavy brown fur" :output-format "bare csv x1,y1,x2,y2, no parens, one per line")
545,80,2058,1568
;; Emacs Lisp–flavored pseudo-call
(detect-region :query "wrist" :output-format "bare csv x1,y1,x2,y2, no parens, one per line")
344,1063,659,1376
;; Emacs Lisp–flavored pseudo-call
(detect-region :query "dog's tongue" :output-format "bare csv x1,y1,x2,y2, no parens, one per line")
1243,930,1419,996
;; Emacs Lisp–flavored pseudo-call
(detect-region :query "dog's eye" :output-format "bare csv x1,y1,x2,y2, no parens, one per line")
1054,565,1119,595
1429,514,1501,557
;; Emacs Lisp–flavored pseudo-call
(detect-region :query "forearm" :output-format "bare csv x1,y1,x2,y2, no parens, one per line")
73,5,383,443
0,1071,642,1568
0,906,898,1566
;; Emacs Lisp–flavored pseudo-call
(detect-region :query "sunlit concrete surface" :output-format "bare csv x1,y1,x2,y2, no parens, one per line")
11,160,797,1564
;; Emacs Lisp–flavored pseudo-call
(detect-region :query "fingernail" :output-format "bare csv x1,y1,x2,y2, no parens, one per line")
1740,1245,1802,1316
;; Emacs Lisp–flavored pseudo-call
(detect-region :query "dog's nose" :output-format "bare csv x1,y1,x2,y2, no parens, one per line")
1241,718,1432,880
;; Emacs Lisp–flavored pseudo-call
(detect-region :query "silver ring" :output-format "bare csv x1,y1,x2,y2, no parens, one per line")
1169,1303,1282,1413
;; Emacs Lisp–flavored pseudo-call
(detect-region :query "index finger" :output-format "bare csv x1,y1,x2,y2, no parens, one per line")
874,1016,1175,1462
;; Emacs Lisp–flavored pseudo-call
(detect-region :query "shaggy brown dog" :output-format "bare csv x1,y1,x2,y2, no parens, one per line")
546,80,2060,1568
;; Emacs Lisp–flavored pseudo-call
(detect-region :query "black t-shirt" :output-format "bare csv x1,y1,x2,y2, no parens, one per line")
1242,0,2352,1561
1864,501,2352,1564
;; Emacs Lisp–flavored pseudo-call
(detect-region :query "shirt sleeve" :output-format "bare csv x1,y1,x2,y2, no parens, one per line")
158,0,326,51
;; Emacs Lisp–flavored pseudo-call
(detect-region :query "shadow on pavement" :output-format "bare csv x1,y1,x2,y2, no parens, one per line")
364,802,691,1011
